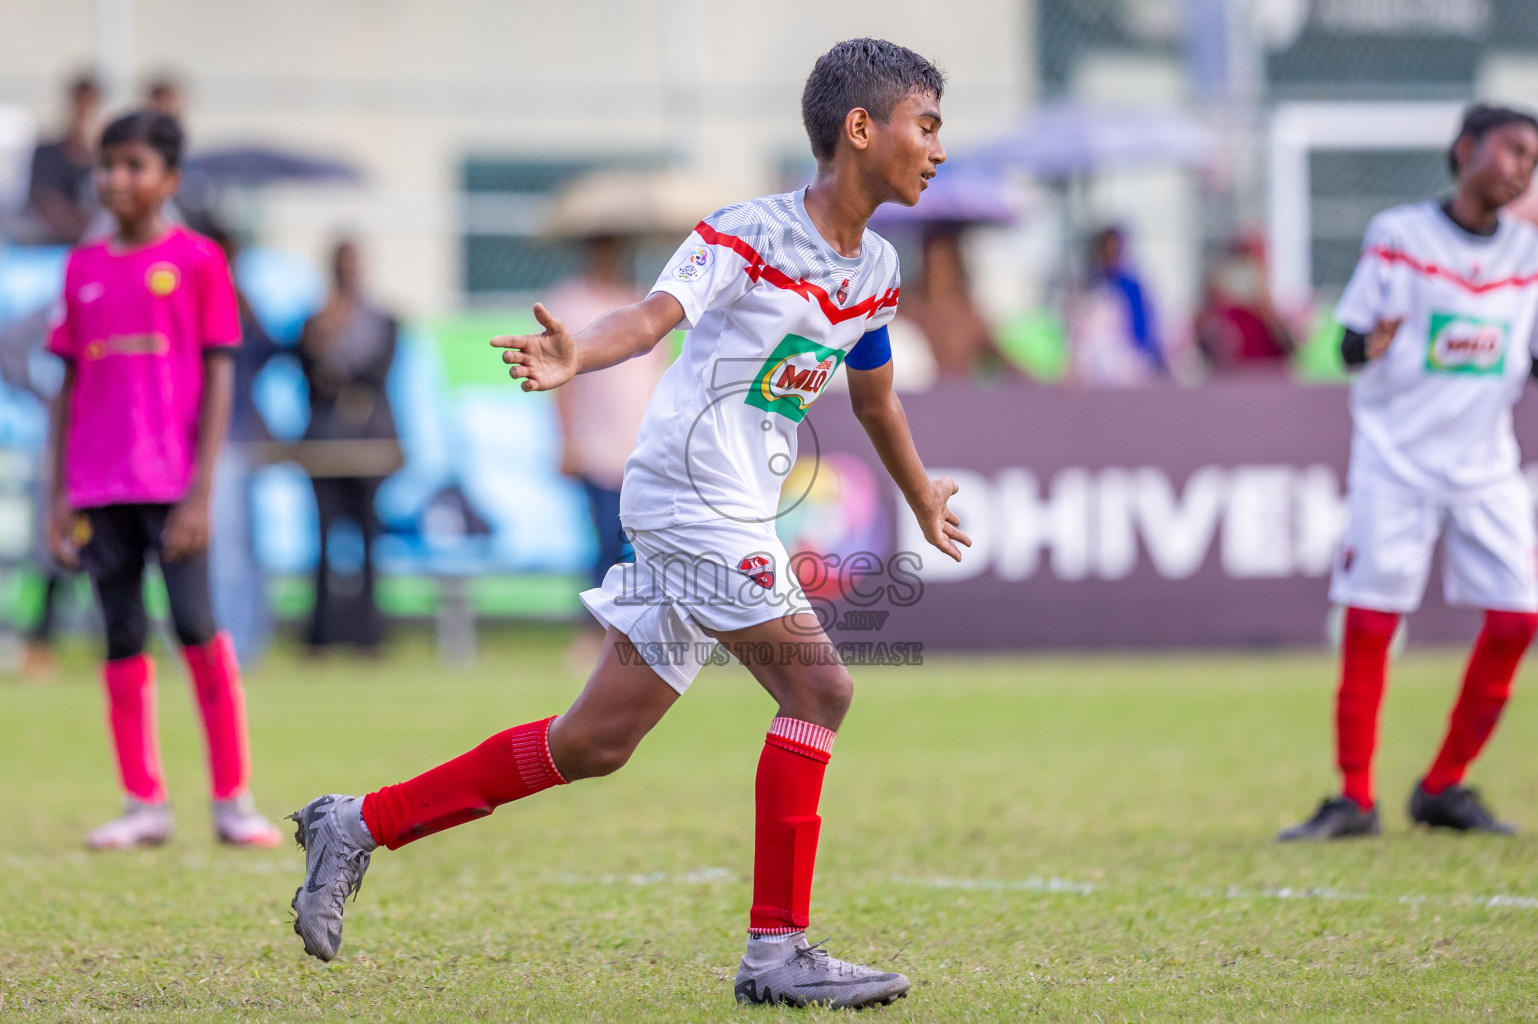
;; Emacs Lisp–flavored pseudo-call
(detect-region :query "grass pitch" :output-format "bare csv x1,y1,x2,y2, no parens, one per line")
3,629,1538,1022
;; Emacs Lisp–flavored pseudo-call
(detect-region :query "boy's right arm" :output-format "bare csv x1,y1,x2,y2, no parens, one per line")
45,362,78,568
491,293,684,393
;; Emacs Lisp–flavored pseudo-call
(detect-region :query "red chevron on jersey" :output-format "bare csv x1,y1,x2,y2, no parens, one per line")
1367,245,1538,296
693,220,900,325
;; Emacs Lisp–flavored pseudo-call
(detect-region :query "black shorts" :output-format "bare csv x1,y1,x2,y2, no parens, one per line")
78,503,177,581
76,503,217,658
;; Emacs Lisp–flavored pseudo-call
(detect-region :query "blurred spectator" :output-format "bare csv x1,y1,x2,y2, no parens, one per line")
145,76,186,122
898,227,998,379
0,305,75,677
23,74,101,245
545,235,667,661
206,226,280,664
1194,235,1295,373
1067,226,1163,387
297,239,399,653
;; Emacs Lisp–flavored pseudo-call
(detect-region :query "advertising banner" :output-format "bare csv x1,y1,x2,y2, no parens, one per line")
794,379,1538,650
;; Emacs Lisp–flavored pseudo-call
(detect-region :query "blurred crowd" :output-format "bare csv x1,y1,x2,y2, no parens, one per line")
0,66,1461,665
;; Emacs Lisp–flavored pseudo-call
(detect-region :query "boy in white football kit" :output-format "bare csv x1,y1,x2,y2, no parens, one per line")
1283,105,1538,840
286,40,970,1009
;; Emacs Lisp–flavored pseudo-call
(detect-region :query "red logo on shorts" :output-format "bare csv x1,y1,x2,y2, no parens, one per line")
1342,547,1355,573
738,554,775,590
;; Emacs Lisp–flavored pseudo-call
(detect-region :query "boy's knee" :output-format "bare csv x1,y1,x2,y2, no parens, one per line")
782,665,853,727
172,613,217,650
550,720,640,781
103,607,148,661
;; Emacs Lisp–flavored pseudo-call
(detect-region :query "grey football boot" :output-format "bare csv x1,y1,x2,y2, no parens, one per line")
288,794,376,961
734,934,911,1008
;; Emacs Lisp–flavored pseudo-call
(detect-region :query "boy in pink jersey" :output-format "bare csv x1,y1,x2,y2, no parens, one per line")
46,111,282,849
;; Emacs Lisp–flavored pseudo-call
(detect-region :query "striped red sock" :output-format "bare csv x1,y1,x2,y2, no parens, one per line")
361,716,566,850
749,717,835,936
1336,607,1400,810
1423,610,1538,795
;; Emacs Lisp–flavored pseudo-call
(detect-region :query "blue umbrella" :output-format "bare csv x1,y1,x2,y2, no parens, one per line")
182,146,364,188
869,163,1021,229
970,102,1214,179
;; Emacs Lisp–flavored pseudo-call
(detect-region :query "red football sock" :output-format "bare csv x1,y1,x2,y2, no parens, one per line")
749,717,836,936
103,654,166,804
361,716,566,850
182,632,252,800
1336,607,1399,810
1422,610,1538,795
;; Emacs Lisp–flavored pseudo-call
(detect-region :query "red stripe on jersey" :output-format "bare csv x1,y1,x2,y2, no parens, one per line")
1366,245,1538,295
693,220,900,324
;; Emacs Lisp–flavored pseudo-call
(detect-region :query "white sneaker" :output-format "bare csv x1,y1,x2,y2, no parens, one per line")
86,799,173,850
734,933,911,1008
214,793,284,847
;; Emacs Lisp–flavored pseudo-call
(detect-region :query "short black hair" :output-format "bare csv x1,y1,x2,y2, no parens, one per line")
801,38,945,162
100,111,184,170
1449,103,1538,175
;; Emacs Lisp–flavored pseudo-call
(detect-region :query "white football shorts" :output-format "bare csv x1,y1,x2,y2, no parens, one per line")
1329,472,1538,614
579,518,814,694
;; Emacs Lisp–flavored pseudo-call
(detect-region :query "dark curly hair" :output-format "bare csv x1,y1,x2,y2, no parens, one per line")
1449,103,1538,176
801,38,945,162
100,110,184,170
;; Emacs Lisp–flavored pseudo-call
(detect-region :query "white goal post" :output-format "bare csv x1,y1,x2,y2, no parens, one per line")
1267,101,1465,312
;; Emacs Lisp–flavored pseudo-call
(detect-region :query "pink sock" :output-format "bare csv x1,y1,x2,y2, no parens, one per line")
182,632,252,800
103,655,166,803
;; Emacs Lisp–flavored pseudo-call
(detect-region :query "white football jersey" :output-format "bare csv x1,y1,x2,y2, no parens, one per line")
621,190,901,528
1336,200,1538,495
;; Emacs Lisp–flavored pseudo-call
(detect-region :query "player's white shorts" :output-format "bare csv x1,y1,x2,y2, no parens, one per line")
579,518,813,694
1329,472,1538,614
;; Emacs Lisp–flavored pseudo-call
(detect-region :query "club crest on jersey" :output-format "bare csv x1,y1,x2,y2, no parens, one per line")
145,262,180,297
673,245,712,282
835,278,850,305
1425,312,1508,375
746,334,845,422
737,554,775,590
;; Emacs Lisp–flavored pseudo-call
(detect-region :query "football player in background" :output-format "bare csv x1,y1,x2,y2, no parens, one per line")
1281,105,1538,841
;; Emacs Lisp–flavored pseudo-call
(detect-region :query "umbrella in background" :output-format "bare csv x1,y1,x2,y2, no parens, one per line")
869,163,1021,230
970,101,1215,179
542,169,747,239
181,146,365,188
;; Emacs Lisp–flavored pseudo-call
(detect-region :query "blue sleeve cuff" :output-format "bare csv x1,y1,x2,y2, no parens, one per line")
845,324,892,371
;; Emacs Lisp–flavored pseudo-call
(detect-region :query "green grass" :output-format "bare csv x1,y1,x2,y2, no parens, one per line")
4,631,1538,1022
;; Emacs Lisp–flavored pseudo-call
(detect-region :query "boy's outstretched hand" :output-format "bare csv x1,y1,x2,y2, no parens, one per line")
492,303,578,392
911,475,971,563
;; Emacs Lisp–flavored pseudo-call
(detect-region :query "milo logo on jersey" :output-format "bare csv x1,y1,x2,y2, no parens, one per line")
1425,312,1509,375
747,334,844,422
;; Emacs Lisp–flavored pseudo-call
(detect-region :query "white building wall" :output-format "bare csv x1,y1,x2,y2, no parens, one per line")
0,0,1032,315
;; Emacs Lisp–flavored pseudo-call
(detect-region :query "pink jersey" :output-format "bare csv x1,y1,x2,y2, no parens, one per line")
47,226,241,508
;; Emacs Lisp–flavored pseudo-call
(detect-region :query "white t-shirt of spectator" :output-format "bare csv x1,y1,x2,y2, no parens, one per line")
1336,200,1538,496
624,189,901,529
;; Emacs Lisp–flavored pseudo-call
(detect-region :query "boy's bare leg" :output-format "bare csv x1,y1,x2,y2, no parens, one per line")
290,627,678,961
710,612,910,1007
548,628,681,780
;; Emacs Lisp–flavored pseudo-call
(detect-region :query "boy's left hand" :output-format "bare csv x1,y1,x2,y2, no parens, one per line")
910,476,972,563
162,496,211,562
